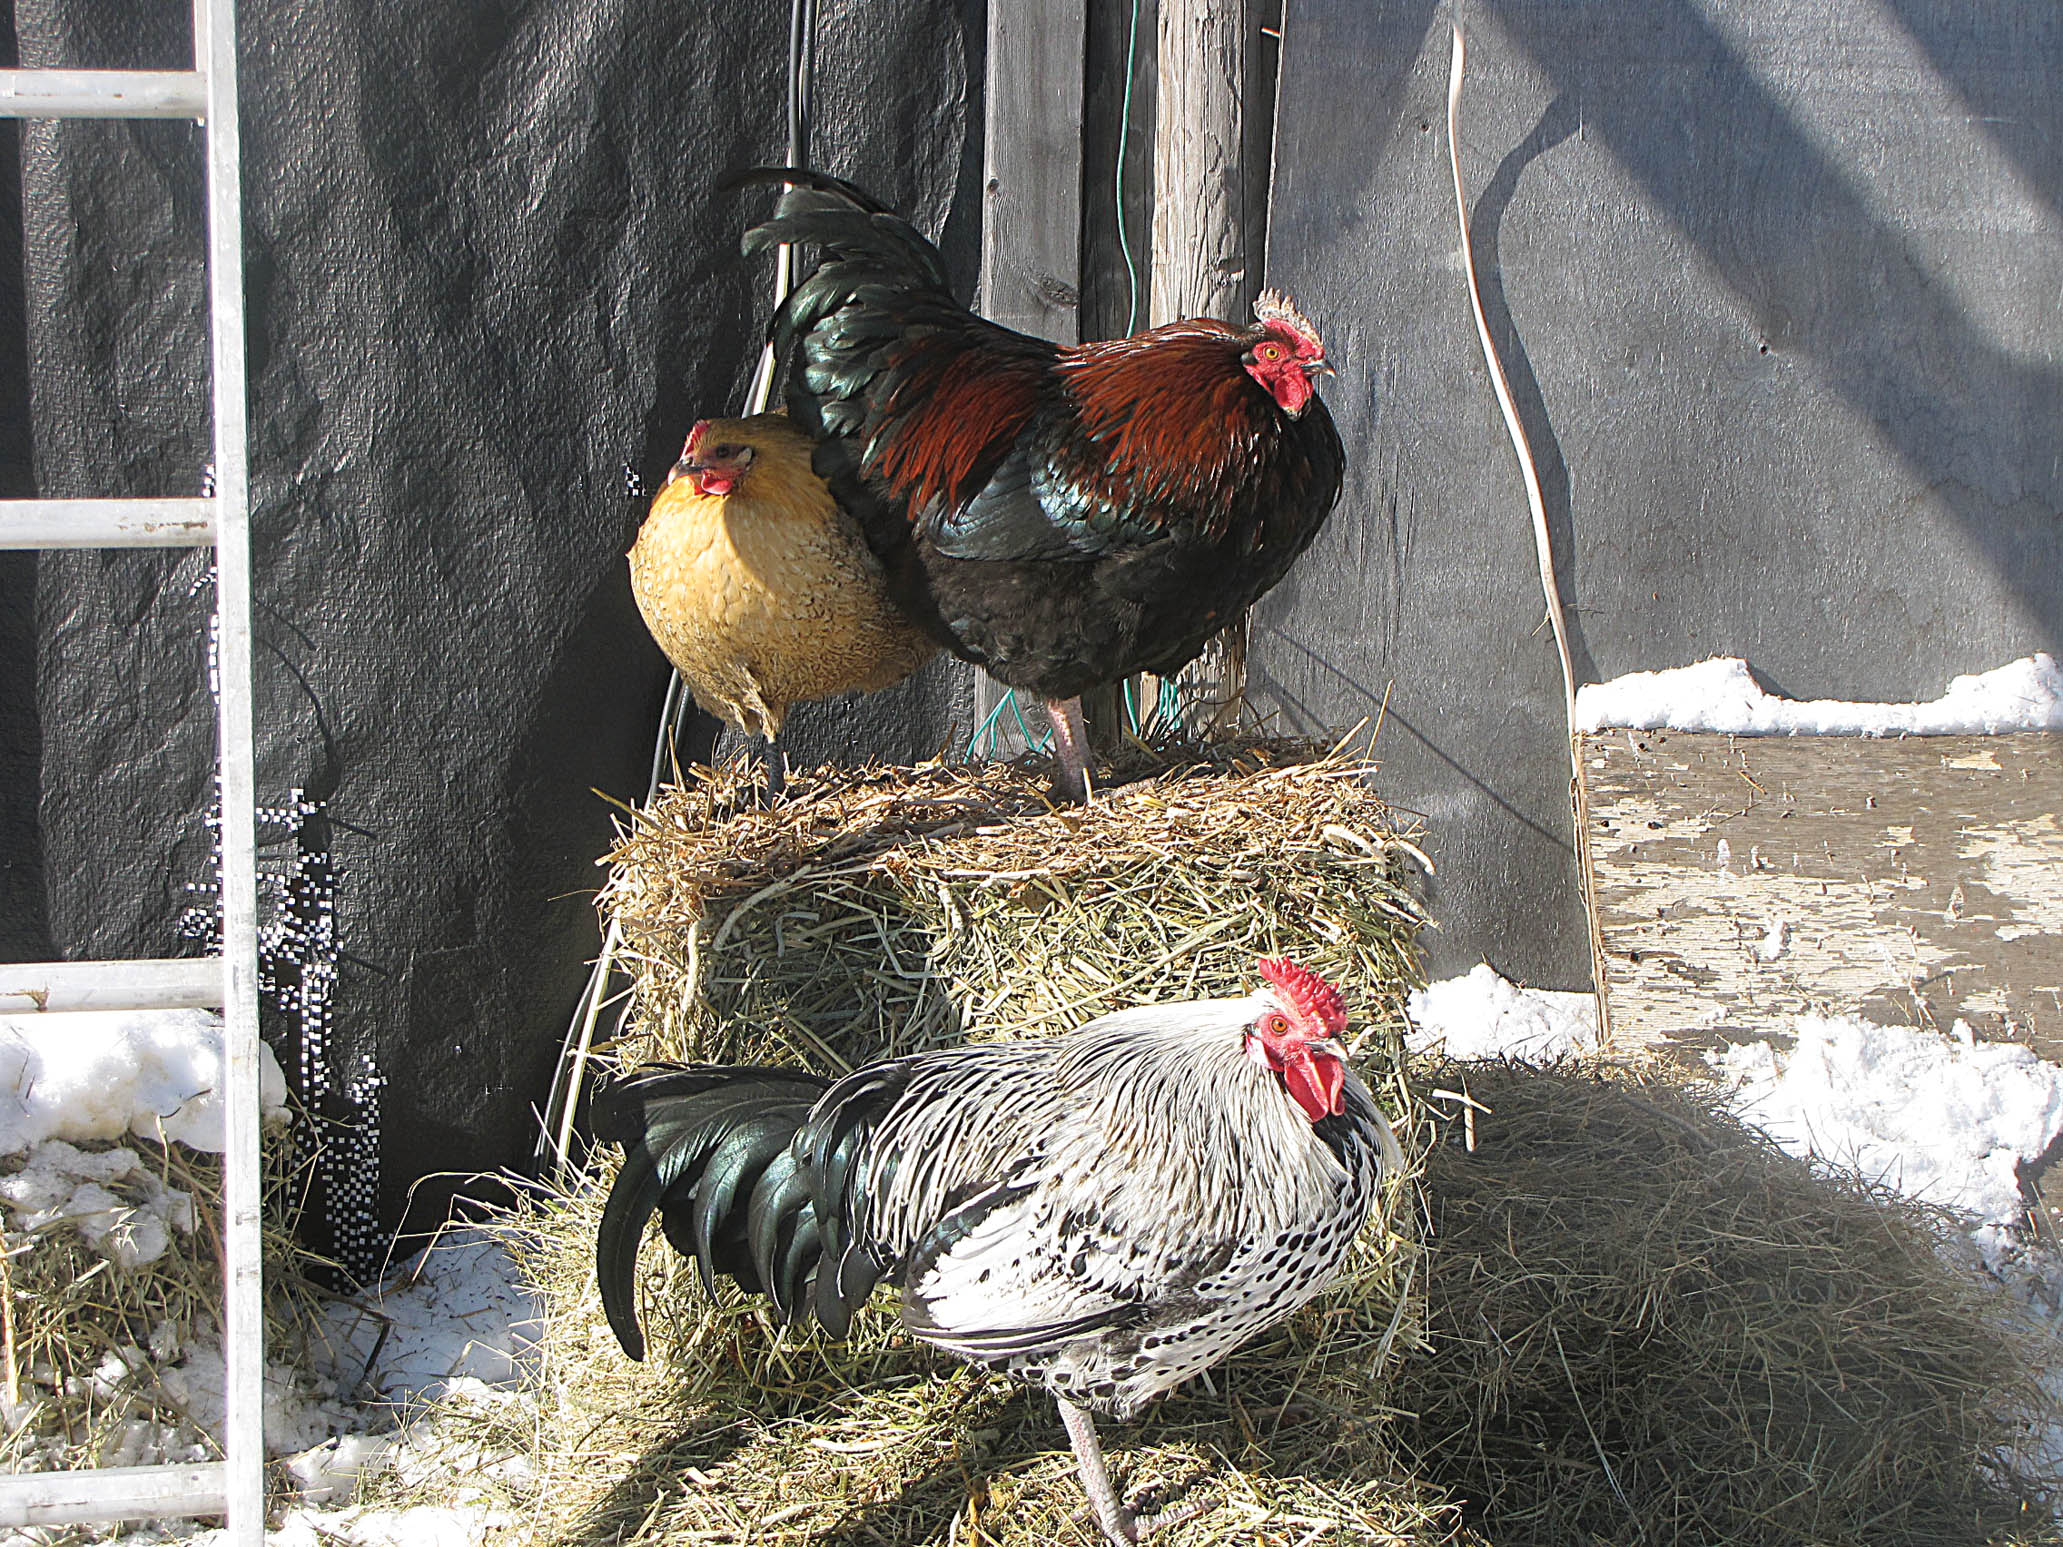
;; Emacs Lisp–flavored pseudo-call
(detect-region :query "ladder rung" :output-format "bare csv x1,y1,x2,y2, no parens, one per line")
0,497,216,549
0,1463,226,1528
0,958,224,1014
0,69,206,121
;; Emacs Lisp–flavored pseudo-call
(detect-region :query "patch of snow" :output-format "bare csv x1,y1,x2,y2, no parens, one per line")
1406,963,1600,1062
1575,652,2063,735
0,1139,195,1267
315,1228,545,1408
1709,1015,2063,1239
0,1008,288,1156
258,1501,517,1547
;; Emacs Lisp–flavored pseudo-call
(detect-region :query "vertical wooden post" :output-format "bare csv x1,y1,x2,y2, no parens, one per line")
1150,0,1260,736
975,0,1086,755
1152,0,1251,329
981,3,1085,342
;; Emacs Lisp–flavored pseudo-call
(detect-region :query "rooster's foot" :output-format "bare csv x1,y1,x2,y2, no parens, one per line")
1056,1396,1212,1545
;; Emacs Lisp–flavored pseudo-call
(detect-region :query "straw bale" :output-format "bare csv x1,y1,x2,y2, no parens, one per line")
596,743,1428,1077
497,744,1443,1545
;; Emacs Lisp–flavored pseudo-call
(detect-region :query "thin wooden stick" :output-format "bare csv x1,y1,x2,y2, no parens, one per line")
1445,19,1614,1042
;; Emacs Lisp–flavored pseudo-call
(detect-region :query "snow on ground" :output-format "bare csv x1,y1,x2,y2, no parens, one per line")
1575,651,2063,735
1406,963,1599,1062
1712,1016,2063,1248
236,1227,545,1545
0,1010,540,1546
15,985,2063,1540
0,1008,288,1156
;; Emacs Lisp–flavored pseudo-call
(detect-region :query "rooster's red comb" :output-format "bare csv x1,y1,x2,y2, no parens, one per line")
1257,957,1347,1038
1253,289,1322,350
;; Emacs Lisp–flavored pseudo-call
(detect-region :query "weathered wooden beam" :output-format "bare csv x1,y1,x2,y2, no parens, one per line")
980,0,1085,345
972,0,1087,756
1148,0,1265,736
1584,729,2063,1056
1153,0,1251,328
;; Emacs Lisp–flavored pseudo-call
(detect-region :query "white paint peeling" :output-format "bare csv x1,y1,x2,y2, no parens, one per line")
1958,815,2063,940
1588,732,2061,1049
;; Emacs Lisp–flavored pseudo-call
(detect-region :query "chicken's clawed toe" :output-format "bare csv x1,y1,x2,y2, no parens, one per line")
1073,1485,1212,1544
1058,1398,1214,1545
1124,1492,1213,1543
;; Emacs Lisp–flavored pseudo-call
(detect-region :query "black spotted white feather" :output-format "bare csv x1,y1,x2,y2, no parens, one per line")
595,984,1398,1420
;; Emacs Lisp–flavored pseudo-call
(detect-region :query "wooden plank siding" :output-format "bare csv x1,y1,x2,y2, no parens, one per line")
979,2,1086,344
1584,730,2063,1060
971,0,1086,753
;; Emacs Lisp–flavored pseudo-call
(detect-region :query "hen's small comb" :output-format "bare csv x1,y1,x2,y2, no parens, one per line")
1257,957,1347,1037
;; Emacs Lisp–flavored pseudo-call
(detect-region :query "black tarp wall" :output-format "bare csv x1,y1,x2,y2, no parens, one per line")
1,0,980,1273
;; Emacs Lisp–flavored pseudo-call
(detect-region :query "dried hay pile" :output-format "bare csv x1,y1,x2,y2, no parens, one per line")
404,747,2058,1547
1392,1061,2062,1547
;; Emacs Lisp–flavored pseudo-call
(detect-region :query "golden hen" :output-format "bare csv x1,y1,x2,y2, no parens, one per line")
629,414,937,753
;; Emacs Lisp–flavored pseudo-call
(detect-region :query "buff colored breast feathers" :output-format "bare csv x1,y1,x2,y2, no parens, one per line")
628,414,936,740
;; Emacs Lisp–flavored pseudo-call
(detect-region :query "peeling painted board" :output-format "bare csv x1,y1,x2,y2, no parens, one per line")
1581,730,2063,1057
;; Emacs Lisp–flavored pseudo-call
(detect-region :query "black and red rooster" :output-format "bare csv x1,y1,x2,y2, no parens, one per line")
729,169,1345,800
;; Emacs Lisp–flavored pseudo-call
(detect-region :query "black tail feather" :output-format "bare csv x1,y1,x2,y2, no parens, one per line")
593,1065,831,1361
716,163,897,214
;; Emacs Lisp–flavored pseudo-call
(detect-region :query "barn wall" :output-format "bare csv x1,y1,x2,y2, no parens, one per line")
1255,0,2063,988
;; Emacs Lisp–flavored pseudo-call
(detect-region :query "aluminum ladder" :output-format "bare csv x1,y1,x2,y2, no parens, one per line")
0,0,266,1539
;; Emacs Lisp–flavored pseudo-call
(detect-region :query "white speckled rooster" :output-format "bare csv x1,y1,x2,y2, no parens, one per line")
595,957,1403,1544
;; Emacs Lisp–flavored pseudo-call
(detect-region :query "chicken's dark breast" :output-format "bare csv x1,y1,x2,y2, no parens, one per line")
913,371,1345,701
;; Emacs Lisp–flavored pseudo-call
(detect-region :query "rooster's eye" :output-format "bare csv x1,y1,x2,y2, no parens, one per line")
1259,343,1283,361
1264,1012,1290,1035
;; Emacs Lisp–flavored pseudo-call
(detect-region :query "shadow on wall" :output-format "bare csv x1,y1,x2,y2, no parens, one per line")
1479,0,2062,650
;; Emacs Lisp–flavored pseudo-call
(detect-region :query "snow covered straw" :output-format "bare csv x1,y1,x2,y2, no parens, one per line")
0,1011,330,1482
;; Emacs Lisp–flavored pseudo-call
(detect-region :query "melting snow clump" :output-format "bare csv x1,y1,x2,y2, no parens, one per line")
1575,652,2063,735
1406,963,1600,1062
1,1006,287,1155
1710,1015,2063,1245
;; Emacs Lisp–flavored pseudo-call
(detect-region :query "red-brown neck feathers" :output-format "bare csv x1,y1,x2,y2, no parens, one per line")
1056,323,1280,513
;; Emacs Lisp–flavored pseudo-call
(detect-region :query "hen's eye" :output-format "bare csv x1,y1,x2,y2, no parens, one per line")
712,444,742,459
